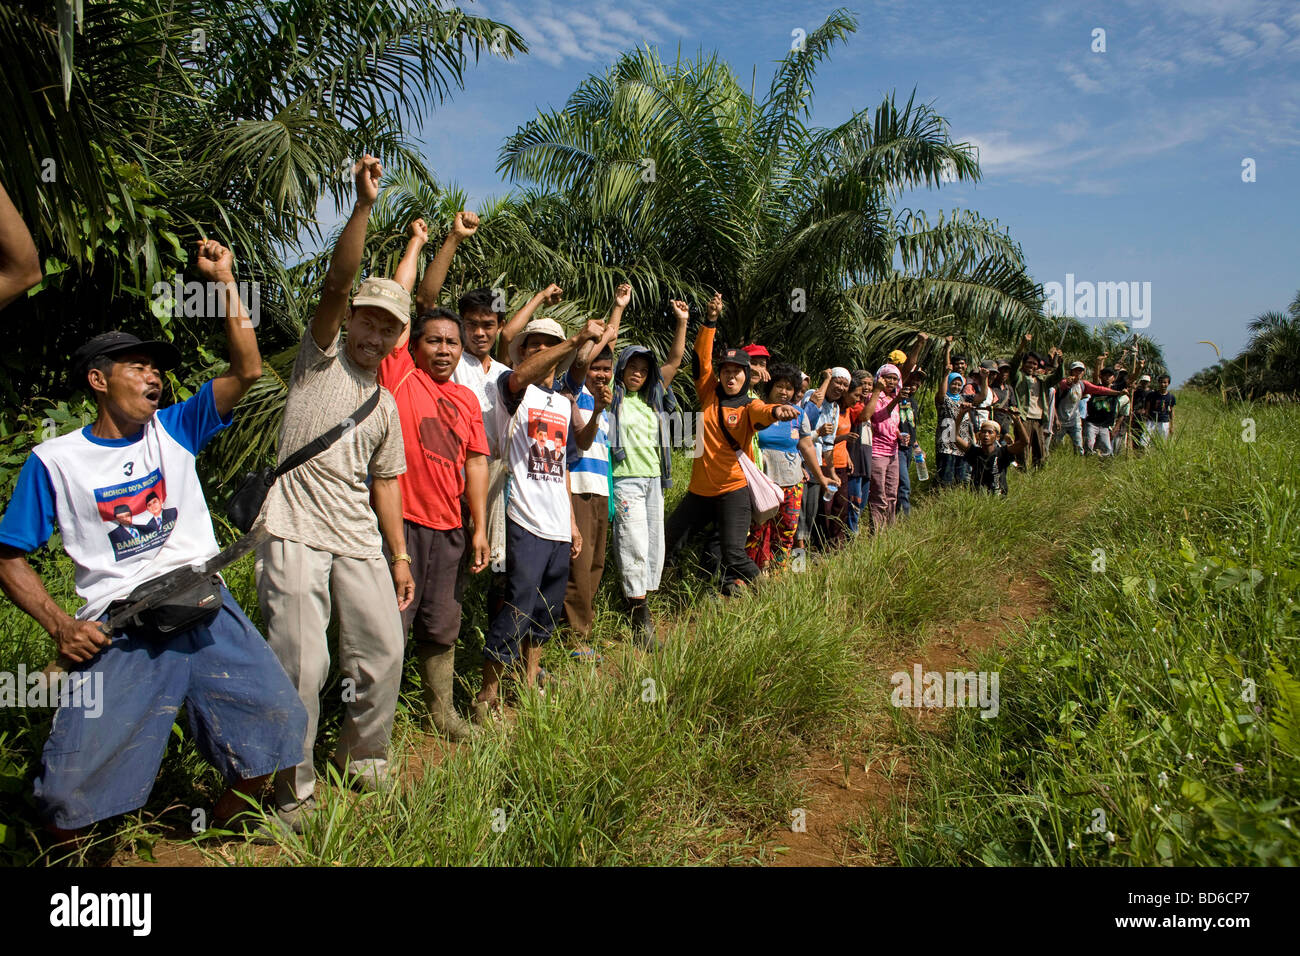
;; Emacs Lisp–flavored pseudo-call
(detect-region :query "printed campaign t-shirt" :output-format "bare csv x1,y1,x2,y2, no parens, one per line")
453,352,511,457
1057,379,1088,424
495,370,573,542
897,397,917,449
260,327,405,559
379,346,488,531
1087,391,1119,427
0,381,230,621
756,406,814,488
614,392,660,479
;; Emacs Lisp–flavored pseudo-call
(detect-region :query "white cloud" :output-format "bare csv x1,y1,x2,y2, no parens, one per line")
479,1,688,68
1062,61,1106,93
1177,45,1226,66
1254,22,1288,49
959,79,1300,189
1218,31,1258,57
963,133,1074,176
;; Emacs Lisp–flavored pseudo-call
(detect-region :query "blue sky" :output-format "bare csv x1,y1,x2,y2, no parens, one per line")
385,0,1300,382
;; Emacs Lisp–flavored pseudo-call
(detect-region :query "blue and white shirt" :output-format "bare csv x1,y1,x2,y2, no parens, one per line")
0,381,231,621
565,378,611,498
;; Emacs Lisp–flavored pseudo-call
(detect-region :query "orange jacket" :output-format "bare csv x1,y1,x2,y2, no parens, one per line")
688,324,779,496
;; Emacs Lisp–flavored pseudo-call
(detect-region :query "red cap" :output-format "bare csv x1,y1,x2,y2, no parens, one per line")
741,344,770,359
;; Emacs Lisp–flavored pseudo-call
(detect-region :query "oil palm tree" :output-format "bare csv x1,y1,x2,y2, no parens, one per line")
0,0,524,400
494,10,1044,374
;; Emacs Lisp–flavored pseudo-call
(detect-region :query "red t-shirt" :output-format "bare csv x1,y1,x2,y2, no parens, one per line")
378,347,489,531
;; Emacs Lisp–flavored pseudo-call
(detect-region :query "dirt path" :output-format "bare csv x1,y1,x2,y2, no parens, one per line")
111,576,1052,868
765,573,1053,866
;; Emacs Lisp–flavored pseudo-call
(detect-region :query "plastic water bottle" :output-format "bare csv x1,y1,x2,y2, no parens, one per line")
914,448,929,482
823,482,838,502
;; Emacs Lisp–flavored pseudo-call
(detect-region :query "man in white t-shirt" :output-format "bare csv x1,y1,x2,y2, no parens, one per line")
474,316,605,720
0,240,305,839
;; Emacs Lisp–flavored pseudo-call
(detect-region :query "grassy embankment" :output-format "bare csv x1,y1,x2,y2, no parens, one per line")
880,395,1300,865
2,393,1294,865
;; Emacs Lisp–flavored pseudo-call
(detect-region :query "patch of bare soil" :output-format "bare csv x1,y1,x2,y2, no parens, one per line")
765,573,1052,867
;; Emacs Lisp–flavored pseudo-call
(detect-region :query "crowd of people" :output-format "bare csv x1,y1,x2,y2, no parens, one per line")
0,161,1176,845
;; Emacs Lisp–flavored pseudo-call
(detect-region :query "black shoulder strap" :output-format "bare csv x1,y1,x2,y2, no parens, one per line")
274,388,382,479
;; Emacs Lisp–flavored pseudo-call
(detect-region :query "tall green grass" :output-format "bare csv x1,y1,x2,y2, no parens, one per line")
211,435,1124,865
885,394,1300,865
6,392,1291,866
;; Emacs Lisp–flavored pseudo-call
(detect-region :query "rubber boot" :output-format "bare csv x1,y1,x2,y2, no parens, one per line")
417,643,476,741
630,601,658,652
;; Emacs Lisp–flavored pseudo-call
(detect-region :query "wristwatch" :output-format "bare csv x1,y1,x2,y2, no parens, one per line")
389,553,412,565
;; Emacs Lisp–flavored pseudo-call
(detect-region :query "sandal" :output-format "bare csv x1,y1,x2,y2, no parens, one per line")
472,697,503,725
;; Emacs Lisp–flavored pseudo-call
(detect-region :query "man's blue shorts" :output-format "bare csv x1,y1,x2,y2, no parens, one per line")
483,519,569,666
33,585,307,830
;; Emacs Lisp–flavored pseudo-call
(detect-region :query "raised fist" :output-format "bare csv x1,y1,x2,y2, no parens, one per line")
453,210,479,238
706,291,723,321
354,155,382,205
195,238,234,279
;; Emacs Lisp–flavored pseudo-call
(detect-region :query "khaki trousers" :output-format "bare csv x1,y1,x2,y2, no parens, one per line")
256,536,405,810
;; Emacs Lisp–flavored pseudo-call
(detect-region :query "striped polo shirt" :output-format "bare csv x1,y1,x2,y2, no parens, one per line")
567,384,611,496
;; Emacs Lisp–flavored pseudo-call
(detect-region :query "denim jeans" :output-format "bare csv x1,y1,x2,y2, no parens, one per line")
1062,415,1084,454
846,476,863,534
936,451,969,487
612,475,665,599
37,586,307,829
1084,422,1113,457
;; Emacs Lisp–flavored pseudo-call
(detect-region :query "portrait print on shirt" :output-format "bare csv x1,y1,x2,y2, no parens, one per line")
526,407,568,481
417,396,468,467
96,469,177,560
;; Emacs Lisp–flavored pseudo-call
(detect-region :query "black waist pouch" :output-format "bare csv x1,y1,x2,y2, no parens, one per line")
110,574,224,642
